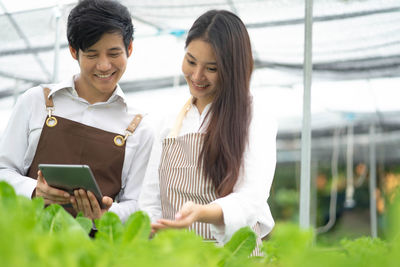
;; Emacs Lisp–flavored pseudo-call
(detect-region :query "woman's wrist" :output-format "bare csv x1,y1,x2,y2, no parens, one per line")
197,203,224,225
195,203,207,222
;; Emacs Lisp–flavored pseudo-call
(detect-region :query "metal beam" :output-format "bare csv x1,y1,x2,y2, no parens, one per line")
369,124,378,237
246,6,400,28
299,0,313,229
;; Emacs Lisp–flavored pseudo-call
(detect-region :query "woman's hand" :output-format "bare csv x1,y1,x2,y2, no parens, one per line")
151,201,223,234
35,170,70,205
70,189,113,220
154,201,201,231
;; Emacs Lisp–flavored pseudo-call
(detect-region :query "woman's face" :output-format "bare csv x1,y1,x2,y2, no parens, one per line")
182,39,219,110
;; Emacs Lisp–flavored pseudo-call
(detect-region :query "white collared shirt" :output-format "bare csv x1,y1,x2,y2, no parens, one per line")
139,99,277,244
0,76,154,223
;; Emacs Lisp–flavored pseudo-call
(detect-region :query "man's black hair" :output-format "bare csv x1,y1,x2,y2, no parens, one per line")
67,0,134,55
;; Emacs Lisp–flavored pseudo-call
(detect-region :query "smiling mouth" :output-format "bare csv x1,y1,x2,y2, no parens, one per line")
192,81,210,88
95,72,116,79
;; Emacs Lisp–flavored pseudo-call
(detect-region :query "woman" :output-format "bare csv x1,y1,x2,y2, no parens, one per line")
139,10,276,254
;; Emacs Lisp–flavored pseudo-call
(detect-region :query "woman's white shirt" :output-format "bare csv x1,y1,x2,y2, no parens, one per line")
139,100,276,244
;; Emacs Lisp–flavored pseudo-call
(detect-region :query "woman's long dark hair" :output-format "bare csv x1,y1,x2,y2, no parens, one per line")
185,10,253,197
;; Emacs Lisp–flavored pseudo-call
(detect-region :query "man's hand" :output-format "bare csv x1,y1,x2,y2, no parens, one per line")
35,170,70,205
70,189,113,220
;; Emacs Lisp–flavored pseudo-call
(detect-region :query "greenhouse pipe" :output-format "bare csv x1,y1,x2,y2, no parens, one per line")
299,0,313,229
369,124,378,238
344,123,356,208
317,128,340,234
310,159,318,230
52,5,61,83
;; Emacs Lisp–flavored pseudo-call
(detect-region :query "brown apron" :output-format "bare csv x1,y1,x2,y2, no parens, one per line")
27,87,142,216
159,97,263,256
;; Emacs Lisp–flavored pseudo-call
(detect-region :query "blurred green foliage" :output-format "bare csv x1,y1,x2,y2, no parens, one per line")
1,181,400,266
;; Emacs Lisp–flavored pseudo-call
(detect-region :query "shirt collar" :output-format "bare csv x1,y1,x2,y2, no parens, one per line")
46,75,128,105
190,98,212,117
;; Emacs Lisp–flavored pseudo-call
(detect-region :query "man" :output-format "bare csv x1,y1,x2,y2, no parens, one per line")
0,0,154,222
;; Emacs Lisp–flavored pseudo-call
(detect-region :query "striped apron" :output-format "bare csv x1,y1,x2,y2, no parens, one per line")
158,98,263,256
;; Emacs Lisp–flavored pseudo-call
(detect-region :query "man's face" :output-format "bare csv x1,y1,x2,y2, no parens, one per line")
70,33,132,104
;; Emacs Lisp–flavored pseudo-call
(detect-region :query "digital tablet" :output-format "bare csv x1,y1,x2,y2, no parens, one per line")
38,164,105,208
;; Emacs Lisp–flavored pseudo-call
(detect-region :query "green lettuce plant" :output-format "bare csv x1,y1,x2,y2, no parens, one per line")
0,181,259,267
2,180,400,267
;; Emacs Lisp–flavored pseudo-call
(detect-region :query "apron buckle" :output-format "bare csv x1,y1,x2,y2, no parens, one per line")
114,135,124,146
47,107,55,117
123,130,132,140
46,107,57,127
114,131,131,147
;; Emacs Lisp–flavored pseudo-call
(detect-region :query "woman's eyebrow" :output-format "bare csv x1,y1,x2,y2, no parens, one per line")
187,52,217,65
187,52,196,60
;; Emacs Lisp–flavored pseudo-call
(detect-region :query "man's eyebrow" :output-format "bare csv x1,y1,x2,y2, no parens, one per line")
108,47,123,51
186,52,217,65
84,49,98,53
84,47,123,53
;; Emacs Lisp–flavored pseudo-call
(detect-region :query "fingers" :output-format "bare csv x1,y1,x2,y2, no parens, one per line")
37,170,46,185
157,217,193,229
87,191,102,219
36,171,70,205
72,190,109,220
151,222,168,233
73,189,84,213
154,202,199,230
101,196,113,210
71,196,78,211
87,191,100,210
74,189,93,218
156,219,178,228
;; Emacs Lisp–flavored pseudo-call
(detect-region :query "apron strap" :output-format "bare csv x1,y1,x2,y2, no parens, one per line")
43,87,54,109
168,96,193,138
42,87,143,145
113,114,143,146
126,114,143,134
43,87,58,127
